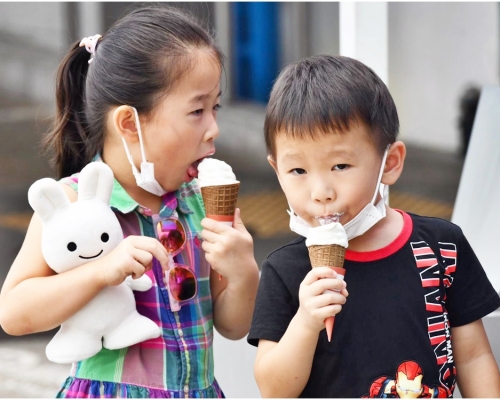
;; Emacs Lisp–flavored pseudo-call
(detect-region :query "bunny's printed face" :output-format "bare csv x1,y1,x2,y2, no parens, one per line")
28,162,124,274
41,201,123,273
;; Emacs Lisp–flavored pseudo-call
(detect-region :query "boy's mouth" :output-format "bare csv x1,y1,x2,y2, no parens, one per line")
315,213,345,225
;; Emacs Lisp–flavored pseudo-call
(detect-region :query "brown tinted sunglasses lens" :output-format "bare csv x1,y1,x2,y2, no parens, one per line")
169,266,197,301
156,219,186,255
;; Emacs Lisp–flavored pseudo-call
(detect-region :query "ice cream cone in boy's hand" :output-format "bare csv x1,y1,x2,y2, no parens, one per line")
198,158,240,226
305,216,348,342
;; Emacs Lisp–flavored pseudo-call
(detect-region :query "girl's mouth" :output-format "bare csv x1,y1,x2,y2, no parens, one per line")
187,152,214,179
187,159,202,179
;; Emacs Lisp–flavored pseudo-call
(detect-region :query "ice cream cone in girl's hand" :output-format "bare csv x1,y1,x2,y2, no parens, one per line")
198,158,240,226
305,219,348,342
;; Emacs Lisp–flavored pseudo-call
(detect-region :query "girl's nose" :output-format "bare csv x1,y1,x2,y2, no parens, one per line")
205,115,219,141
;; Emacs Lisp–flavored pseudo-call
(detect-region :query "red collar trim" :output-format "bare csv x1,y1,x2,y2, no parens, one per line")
345,210,412,262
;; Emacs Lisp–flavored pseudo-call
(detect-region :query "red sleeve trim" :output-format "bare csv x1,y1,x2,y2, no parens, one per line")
345,210,413,262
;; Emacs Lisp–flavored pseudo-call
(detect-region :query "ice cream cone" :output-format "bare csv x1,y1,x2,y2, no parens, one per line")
308,244,346,342
308,244,346,269
201,182,240,224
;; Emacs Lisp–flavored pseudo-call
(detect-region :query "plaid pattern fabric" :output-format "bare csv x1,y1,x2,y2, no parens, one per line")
56,159,222,398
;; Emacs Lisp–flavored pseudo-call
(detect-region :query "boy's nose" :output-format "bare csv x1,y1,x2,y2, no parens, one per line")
311,180,335,203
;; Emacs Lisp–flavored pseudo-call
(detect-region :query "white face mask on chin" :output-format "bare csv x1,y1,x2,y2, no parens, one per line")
288,146,390,241
121,107,167,197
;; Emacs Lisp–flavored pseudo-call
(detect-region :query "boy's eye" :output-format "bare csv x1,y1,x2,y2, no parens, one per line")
213,104,222,112
333,164,348,171
192,109,204,116
290,168,306,175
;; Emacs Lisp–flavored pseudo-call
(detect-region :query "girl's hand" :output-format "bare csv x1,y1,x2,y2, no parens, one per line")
296,267,348,334
201,208,257,284
98,235,169,287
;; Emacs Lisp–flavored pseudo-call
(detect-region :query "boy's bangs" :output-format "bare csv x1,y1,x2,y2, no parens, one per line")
272,106,359,141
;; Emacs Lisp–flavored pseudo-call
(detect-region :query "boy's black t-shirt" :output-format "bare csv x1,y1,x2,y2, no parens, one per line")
248,212,500,398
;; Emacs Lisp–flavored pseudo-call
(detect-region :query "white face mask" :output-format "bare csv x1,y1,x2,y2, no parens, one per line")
288,146,390,241
121,107,167,197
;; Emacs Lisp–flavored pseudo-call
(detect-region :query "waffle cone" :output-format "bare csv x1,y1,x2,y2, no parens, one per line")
201,183,240,217
308,244,346,268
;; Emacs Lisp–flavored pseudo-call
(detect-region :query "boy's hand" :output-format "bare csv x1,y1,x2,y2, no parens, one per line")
201,208,257,283
297,267,348,334
98,235,169,287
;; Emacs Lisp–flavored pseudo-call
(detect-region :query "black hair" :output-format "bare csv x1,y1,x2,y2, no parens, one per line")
44,5,224,179
264,54,399,158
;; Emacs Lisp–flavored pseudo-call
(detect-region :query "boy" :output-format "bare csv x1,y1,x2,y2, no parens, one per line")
247,55,500,397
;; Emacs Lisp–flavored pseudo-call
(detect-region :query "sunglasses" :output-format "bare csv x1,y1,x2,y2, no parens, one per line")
155,218,197,311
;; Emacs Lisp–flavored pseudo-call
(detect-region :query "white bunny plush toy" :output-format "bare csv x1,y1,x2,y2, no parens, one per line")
28,162,161,364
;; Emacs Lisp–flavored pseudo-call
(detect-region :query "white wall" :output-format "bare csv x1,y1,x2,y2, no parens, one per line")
0,3,66,52
214,331,260,398
389,2,499,153
309,2,339,57
0,3,66,104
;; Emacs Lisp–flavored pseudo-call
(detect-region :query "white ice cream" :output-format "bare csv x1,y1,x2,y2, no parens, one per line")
305,222,348,248
197,158,239,187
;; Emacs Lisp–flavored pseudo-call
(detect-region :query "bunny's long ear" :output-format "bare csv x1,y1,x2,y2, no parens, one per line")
78,162,114,204
28,178,70,223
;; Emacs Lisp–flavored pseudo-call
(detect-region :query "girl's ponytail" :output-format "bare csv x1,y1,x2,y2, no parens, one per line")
43,41,92,179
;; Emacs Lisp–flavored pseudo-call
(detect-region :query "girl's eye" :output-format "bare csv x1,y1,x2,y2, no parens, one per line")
290,168,306,175
213,104,222,112
333,164,348,171
192,109,204,116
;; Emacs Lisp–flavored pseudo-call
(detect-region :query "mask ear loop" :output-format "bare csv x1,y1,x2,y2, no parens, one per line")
287,202,307,224
131,107,148,165
371,144,391,205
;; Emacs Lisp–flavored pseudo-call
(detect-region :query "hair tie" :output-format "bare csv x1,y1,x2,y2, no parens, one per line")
79,34,102,64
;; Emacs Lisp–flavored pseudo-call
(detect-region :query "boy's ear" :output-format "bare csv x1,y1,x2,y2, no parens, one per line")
381,141,406,185
111,105,139,143
267,155,278,173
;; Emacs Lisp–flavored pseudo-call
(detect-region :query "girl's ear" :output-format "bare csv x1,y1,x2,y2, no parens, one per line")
382,141,406,185
112,105,139,143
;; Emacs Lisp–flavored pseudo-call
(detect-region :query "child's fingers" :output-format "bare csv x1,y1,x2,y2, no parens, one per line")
201,239,211,254
232,208,249,234
299,295,345,325
201,217,232,234
201,239,222,257
320,304,344,318
131,248,154,268
321,289,347,306
200,228,222,244
129,260,147,280
128,236,169,267
309,278,346,297
302,267,336,285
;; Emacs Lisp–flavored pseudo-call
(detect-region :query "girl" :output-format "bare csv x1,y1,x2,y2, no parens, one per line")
0,5,259,398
